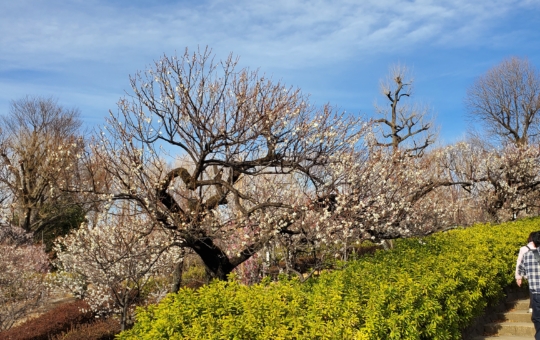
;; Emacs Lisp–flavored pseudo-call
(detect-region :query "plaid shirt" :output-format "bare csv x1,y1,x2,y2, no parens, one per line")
518,249,540,294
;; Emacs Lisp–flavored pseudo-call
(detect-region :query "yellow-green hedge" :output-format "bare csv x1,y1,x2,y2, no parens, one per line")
118,218,539,340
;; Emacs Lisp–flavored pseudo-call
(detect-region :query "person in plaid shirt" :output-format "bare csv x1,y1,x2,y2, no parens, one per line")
516,231,538,313
518,231,540,339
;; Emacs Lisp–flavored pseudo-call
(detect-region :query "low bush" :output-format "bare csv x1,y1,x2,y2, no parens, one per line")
0,300,94,340
118,218,538,340
51,317,121,340
181,263,208,289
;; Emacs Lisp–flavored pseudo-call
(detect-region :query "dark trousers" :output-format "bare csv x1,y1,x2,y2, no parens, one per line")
532,293,540,339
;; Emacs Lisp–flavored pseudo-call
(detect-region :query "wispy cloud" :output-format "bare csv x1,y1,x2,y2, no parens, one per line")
0,0,538,140
1,0,537,71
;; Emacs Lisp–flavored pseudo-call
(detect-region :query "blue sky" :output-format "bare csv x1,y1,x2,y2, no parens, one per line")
1,0,539,144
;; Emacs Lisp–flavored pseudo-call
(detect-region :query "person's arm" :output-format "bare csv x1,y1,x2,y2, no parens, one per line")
516,247,527,280
518,255,528,286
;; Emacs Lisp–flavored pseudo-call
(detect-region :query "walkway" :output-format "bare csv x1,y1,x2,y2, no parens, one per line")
474,297,535,339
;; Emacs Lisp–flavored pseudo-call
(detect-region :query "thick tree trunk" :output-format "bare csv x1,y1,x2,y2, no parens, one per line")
190,238,235,281
21,208,32,233
170,260,184,293
120,294,129,331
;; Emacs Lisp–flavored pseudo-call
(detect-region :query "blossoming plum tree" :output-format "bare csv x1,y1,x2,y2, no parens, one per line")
87,47,363,281
0,224,49,330
309,146,462,253
444,141,540,222
53,205,182,330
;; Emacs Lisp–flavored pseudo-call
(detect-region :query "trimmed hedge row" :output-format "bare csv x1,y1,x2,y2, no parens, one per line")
118,218,538,340
51,318,121,340
0,300,94,340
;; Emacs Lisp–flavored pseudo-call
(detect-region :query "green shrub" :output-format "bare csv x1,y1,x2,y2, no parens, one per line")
118,218,537,340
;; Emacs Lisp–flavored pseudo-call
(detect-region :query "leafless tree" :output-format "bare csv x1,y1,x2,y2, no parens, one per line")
373,64,436,157
90,48,362,280
0,96,86,248
466,57,540,146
